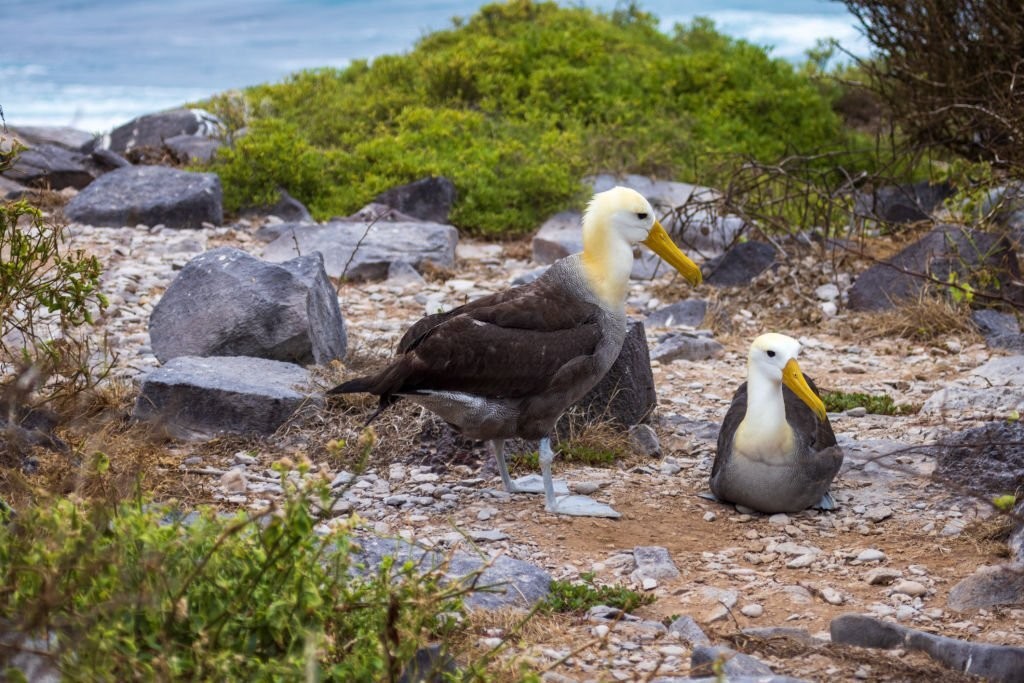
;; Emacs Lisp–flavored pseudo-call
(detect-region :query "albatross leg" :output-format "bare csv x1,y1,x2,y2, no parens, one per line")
491,439,518,493
813,490,838,511
538,437,621,518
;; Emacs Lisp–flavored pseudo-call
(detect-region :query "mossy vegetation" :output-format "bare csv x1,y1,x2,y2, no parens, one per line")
822,390,916,415
540,572,655,614
201,0,858,235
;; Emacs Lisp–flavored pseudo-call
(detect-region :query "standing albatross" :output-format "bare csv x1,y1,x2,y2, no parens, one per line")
710,333,844,514
329,186,702,517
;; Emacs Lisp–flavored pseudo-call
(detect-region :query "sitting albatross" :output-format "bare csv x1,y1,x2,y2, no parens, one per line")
329,186,702,517
710,333,843,514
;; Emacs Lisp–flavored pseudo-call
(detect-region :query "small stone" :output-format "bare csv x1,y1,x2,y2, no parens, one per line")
703,511,717,522
892,580,927,597
232,451,257,466
856,548,887,563
477,507,498,521
768,513,791,525
866,568,902,585
821,587,845,605
703,604,729,623
594,624,610,639
787,554,816,569
741,604,764,618
641,577,658,591
220,468,247,494
846,406,868,417
864,505,894,523
571,481,601,496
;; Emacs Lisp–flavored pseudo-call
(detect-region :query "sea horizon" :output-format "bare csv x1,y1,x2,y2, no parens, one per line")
1,0,867,135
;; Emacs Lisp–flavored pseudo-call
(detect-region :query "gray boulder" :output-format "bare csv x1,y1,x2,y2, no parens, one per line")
847,224,1022,311
65,165,222,229
947,564,1024,611
703,240,777,287
561,320,655,430
11,124,95,151
933,420,1024,497
164,133,223,164
645,299,707,328
261,220,458,281
352,536,551,611
830,613,1024,682
149,247,346,366
374,176,457,224
972,309,1024,351
2,143,102,190
855,181,953,224
94,108,224,155
133,356,320,438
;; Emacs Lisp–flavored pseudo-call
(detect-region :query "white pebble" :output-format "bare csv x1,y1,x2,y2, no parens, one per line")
741,604,764,618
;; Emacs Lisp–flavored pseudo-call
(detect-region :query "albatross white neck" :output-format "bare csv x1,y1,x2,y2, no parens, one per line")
734,360,795,457
581,222,634,310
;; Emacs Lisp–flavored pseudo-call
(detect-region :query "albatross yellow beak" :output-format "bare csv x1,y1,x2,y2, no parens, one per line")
642,221,702,286
782,358,828,421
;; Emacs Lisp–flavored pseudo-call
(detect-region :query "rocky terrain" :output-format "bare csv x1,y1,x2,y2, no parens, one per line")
5,112,1024,681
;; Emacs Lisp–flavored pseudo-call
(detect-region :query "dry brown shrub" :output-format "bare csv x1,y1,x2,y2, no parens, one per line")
854,295,981,342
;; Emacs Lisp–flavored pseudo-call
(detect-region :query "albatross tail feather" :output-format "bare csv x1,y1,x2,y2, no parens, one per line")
326,376,377,395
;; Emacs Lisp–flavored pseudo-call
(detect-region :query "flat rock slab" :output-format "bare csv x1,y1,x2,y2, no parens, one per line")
650,330,724,363
133,356,321,438
690,645,775,678
630,546,680,583
830,613,1024,682
352,536,551,611
645,299,707,328
262,220,458,281
149,247,346,365
11,124,96,151
65,165,222,229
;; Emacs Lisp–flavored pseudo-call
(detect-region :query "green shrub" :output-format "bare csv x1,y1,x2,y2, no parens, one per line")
0,469,468,681
0,200,108,401
822,390,916,415
202,0,851,236
540,572,654,614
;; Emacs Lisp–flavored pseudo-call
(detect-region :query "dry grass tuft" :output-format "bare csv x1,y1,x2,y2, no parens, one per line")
448,608,595,682
850,295,981,342
419,260,456,283
961,514,1019,559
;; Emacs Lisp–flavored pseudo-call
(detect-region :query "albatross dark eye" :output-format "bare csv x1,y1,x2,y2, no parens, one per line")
766,350,776,358
637,212,648,220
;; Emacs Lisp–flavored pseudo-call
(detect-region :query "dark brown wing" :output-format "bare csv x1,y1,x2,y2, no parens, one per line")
355,278,604,400
712,373,836,480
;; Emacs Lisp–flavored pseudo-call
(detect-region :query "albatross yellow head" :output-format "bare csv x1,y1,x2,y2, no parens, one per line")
581,186,702,307
748,333,828,421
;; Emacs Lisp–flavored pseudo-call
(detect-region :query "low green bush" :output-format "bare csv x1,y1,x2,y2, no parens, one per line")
822,390,916,415
201,0,854,236
540,572,654,614
0,467,468,681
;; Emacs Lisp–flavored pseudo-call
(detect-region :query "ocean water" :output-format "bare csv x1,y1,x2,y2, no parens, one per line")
1,0,867,134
